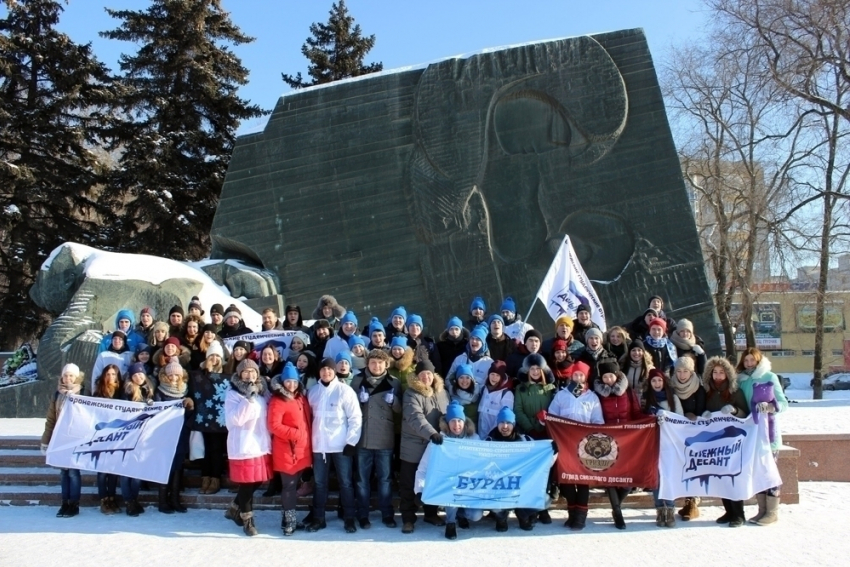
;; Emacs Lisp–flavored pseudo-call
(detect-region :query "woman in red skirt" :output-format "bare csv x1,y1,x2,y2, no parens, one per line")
224,359,272,536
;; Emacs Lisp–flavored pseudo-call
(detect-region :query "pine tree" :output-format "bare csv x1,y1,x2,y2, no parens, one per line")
282,0,383,89
102,0,264,259
0,0,117,348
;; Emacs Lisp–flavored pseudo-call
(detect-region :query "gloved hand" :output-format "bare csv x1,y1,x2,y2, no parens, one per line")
692,345,704,356
551,440,558,454
430,433,443,445
40,443,48,456
648,406,659,415
756,402,776,414
721,404,736,415
701,410,712,418
342,444,357,457
358,387,369,403
383,391,394,405
656,414,664,425
536,409,548,425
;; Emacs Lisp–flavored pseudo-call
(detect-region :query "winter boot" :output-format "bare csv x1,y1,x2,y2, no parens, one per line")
108,496,121,514
537,510,552,524
749,493,767,524
297,510,314,530
564,506,575,528
716,499,734,524
100,497,116,515
169,472,187,513
729,500,745,527
207,477,221,495
571,507,588,531
200,476,211,495
282,509,297,536
607,487,626,529
224,500,243,526
664,506,676,528
445,522,457,540
56,501,70,518
680,497,699,520
158,485,174,514
655,507,665,527
126,499,142,517
66,501,80,517
756,495,780,525
241,512,258,536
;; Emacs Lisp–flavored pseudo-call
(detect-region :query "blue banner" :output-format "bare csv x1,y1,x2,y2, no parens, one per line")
421,438,553,509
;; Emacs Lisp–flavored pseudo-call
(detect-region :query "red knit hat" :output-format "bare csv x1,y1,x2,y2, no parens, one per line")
648,317,667,333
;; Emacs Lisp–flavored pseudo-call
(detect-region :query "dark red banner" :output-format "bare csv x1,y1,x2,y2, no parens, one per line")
546,414,659,488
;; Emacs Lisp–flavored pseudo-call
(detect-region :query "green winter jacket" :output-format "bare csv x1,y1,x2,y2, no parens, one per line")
738,357,788,451
514,380,555,438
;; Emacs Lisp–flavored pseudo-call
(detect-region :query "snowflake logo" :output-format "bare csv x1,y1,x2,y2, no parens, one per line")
205,400,213,409
216,413,227,428
194,392,202,400
195,414,204,424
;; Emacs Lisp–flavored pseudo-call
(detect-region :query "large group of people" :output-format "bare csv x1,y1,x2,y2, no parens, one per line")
40,293,788,539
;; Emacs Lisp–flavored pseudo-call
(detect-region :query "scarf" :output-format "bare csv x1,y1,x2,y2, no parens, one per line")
594,374,628,398
584,345,603,360
645,335,668,349
670,332,696,351
671,371,700,399
230,374,264,398
157,379,188,399
626,360,643,390
654,389,668,403
58,381,81,396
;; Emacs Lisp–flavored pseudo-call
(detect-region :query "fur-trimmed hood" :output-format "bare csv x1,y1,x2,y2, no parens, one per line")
438,327,470,343
438,415,477,438
269,374,305,400
741,355,773,381
311,295,346,319
390,346,416,372
703,356,739,393
230,372,267,398
407,372,445,397
594,372,630,398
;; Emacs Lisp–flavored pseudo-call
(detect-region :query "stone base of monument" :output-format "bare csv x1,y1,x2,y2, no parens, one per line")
0,438,800,508
784,434,850,482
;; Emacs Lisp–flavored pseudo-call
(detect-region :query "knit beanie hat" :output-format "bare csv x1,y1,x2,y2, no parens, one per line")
585,328,604,341
488,360,507,382
335,351,353,365
576,303,591,315
446,401,466,423
487,314,504,326
390,336,408,350
675,356,694,372
282,362,299,382
406,314,423,328
128,362,147,377
348,335,366,349
140,306,154,318
61,363,81,377
598,361,620,377
647,295,664,308
469,326,488,344
210,304,224,316
224,304,242,322
677,318,694,333
629,338,645,352
292,331,310,346
567,361,591,377
111,330,127,341
319,357,336,371
205,341,224,360
648,317,667,333
368,317,385,336
415,360,436,374
497,406,516,425
455,363,474,380
446,316,464,331
164,336,181,349
500,297,517,314
188,296,203,314
552,338,568,353
389,306,407,323
169,305,184,317
236,358,259,374
233,339,253,353
524,329,543,343
339,310,358,327
648,368,666,381
555,316,574,330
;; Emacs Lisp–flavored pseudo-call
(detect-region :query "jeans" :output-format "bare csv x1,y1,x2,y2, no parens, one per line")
446,506,484,524
356,448,394,519
97,473,117,499
652,489,674,508
312,452,356,521
59,468,81,501
121,477,141,501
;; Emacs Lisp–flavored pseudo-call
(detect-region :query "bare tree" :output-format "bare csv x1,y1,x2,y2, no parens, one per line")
709,0,850,398
663,37,810,361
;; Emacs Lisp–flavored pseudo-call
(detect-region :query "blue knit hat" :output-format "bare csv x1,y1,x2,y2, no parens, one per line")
488,314,504,326
335,351,352,365
282,362,299,382
368,317,385,336
339,310,358,327
446,316,463,331
348,335,366,349
456,363,474,380
500,297,517,314
446,400,465,422
390,336,408,350
470,326,488,344
497,406,516,425
406,314,423,329
128,362,146,377
388,306,407,324
469,296,486,313
115,309,135,327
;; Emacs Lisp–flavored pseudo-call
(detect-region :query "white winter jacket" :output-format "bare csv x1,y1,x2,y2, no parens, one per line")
549,389,604,425
446,353,494,387
307,378,362,455
477,387,514,440
224,389,271,460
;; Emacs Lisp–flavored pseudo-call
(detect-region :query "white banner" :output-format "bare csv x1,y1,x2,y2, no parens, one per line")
658,411,782,501
222,330,298,360
535,236,606,331
46,395,185,483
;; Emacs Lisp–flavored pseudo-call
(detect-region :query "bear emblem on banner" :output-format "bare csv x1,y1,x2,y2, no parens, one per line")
578,432,619,472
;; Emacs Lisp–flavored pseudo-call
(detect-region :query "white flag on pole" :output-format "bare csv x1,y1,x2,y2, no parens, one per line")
535,236,606,331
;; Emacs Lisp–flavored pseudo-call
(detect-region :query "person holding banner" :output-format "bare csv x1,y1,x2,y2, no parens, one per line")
703,356,750,528
93,364,124,514
154,358,194,514
121,362,156,516
41,363,86,518
484,406,540,532
268,363,313,536
595,361,642,529
670,356,706,521
547,361,602,530
737,347,788,526
415,401,484,540
399,360,450,534
224,358,272,536
189,341,229,496
642,368,682,528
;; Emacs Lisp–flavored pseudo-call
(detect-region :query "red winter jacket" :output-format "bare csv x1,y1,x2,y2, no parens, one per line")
268,389,313,475
595,373,642,424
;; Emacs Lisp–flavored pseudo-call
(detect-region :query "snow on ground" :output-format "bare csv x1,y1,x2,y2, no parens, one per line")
0,482,844,567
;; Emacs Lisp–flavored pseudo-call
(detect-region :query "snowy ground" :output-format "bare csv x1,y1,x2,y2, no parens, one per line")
0,483,844,566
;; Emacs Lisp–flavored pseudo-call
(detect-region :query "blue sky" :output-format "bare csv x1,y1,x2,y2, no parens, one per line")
30,0,709,118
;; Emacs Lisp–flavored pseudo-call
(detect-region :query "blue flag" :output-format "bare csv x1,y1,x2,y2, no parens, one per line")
421,438,553,509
